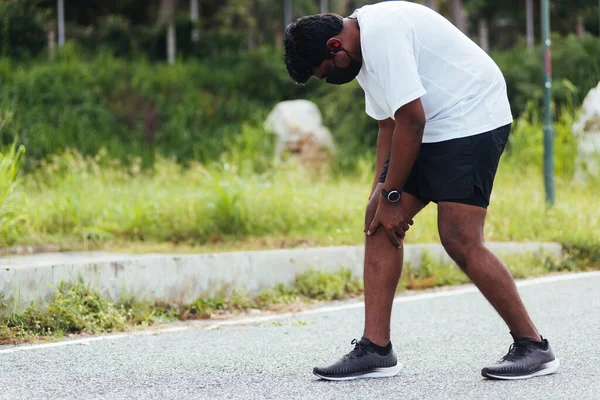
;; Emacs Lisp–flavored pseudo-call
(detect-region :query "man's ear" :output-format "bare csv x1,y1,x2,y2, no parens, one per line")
327,38,343,53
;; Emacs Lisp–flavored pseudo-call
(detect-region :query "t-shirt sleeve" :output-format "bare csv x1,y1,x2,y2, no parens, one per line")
364,88,389,121
364,15,427,117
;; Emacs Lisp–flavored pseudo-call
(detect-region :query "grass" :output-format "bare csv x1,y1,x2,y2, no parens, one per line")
0,140,27,247
0,148,594,253
0,268,361,344
2,243,599,345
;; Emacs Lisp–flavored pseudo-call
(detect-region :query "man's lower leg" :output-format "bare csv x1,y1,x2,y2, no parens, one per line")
362,192,425,347
362,230,403,346
438,202,541,342
456,244,541,342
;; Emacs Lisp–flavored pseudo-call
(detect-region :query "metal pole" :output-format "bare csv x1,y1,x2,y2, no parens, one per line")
541,0,555,206
57,0,65,47
320,0,328,14
526,0,534,51
284,0,292,26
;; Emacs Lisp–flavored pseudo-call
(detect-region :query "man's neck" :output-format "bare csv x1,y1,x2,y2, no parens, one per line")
342,18,362,61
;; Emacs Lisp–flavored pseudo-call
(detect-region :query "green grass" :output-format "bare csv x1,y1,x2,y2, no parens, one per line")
0,268,360,344
0,140,27,246
2,245,599,345
0,280,178,344
296,268,363,301
1,151,597,252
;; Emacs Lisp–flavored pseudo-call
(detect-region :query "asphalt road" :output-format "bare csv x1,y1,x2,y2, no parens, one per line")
1,272,599,400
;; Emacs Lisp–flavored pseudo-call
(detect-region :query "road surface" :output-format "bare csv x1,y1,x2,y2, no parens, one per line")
1,272,599,399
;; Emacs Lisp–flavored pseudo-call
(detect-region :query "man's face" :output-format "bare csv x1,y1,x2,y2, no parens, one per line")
312,51,353,81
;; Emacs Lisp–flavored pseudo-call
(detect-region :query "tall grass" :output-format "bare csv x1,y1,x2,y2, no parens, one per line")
0,139,26,246
11,154,600,251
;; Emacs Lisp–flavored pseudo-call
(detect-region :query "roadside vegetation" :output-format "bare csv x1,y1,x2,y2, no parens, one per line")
1,2,598,347
2,244,599,345
0,103,597,251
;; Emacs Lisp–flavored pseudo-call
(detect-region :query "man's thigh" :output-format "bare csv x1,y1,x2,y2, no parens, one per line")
437,201,487,246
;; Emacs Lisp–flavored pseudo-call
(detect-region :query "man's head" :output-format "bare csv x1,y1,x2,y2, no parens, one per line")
284,13,362,85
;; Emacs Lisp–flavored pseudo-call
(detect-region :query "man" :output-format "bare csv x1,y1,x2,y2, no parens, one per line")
283,1,560,381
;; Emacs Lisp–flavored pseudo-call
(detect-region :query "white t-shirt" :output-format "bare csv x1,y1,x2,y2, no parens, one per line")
352,1,513,143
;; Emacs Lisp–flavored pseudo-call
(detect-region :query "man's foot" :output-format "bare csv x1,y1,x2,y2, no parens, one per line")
313,338,402,381
482,333,560,380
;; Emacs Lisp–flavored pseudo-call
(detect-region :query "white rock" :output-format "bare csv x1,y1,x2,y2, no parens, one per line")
264,100,335,166
572,82,600,181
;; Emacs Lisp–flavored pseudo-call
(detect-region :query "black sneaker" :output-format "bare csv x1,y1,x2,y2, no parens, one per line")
313,338,402,381
482,333,560,380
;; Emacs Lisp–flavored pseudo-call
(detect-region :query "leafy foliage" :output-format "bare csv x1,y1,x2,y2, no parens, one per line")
0,0,46,59
0,48,314,168
493,35,600,118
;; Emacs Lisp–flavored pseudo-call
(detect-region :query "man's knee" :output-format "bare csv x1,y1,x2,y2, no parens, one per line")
438,203,486,267
439,230,480,267
365,229,403,269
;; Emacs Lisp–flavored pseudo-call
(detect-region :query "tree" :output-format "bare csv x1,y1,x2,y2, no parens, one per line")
332,0,350,16
190,0,199,42
284,0,292,26
451,0,466,33
424,0,438,11
526,0,534,50
57,0,64,46
463,0,522,50
157,0,178,64
0,0,47,59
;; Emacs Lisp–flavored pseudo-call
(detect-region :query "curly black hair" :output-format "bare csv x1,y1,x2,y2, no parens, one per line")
283,14,344,84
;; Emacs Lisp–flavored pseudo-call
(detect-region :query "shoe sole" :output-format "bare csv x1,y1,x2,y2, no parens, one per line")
482,358,560,380
314,363,403,381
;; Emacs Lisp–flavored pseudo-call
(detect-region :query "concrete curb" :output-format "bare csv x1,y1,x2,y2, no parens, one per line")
0,242,562,312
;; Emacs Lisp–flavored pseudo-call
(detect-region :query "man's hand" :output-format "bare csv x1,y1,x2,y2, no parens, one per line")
364,183,384,232
366,195,414,249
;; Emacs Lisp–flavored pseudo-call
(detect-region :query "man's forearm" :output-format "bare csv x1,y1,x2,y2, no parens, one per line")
371,123,394,194
383,120,424,192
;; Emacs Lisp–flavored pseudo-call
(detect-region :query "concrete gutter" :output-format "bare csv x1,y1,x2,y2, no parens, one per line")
0,242,562,312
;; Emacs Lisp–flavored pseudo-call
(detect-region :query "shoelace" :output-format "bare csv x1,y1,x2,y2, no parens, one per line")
500,342,534,362
342,339,368,361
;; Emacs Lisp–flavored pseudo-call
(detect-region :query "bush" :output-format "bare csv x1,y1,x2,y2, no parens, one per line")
1,36,598,174
493,35,600,118
502,102,579,178
0,49,310,168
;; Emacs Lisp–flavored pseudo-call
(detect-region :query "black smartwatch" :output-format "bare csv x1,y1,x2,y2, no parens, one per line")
381,188,401,203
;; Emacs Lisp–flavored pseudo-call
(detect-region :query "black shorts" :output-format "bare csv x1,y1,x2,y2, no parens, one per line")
378,124,511,209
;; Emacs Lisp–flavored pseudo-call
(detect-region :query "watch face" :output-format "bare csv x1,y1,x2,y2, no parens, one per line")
389,191,401,203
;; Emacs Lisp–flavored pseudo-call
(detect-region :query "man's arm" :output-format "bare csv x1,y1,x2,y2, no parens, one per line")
370,118,395,198
366,98,425,246
382,99,426,194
